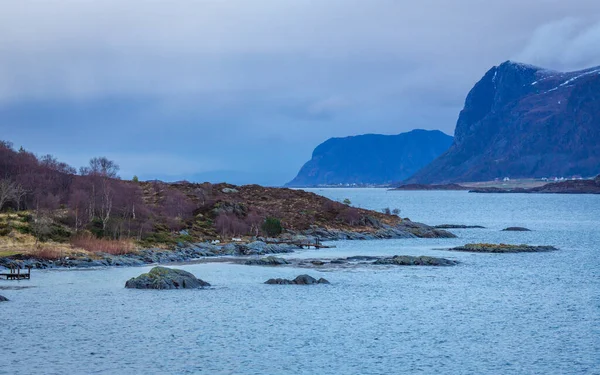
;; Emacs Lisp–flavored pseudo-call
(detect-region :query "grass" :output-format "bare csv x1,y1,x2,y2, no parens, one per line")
71,234,137,255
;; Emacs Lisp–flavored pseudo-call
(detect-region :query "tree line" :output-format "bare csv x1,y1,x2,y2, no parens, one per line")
0,140,198,242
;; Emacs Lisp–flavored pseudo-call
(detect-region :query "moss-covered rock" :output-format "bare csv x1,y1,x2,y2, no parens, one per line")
450,243,556,253
125,266,210,289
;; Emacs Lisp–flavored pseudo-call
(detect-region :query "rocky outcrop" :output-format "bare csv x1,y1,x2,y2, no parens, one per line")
450,243,557,253
244,256,289,266
407,61,600,184
125,266,210,289
271,255,459,269
300,220,455,240
0,295,8,302
373,255,458,266
265,274,330,285
502,227,531,231
286,129,453,186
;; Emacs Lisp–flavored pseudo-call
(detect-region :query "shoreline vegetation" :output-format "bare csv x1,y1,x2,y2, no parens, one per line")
0,140,454,270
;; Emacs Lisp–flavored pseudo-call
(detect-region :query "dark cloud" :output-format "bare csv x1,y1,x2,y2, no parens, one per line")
1,1,599,185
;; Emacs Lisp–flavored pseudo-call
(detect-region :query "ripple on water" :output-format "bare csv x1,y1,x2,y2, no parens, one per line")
1,191,600,374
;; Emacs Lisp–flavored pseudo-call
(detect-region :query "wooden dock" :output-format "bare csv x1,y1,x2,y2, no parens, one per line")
0,265,31,280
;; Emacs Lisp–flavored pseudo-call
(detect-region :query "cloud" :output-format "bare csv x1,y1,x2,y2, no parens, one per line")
515,17,600,70
1,1,599,185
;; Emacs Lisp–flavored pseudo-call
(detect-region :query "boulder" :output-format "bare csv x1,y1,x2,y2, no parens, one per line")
265,274,330,285
0,295,8,302
502,227,531,231
244,256,289,266
125,266,210,289
374,255,458,266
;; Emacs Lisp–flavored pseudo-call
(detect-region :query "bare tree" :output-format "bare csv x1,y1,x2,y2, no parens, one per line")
87,157,120,178
31,213,53,245
13,184,27,211
80,157,120,231
0,179,17,211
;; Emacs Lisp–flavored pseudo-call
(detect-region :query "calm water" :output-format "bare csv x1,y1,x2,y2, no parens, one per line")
1,190,599,375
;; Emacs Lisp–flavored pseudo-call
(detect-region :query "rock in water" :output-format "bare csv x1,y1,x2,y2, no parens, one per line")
125,266,210,289
434,224,485,229
450,243,557,253
265,274,330,285
502,227,531,231
244,256,289,266
0,295,8,302
373,255,458,266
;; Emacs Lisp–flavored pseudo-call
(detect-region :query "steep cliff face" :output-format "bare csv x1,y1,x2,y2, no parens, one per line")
407,61,600,183
286,129,452,186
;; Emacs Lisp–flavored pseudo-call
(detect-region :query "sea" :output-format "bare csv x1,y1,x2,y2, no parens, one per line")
1,189,599,375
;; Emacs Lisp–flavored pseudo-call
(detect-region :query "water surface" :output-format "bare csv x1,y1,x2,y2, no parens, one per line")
1,190,599,374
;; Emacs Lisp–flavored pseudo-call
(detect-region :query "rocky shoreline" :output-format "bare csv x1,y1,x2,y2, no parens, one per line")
0,221,455,271
240,254,458,269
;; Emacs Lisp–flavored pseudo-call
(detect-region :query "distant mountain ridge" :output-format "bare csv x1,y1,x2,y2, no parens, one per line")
286,129,453,186
406,61,600,184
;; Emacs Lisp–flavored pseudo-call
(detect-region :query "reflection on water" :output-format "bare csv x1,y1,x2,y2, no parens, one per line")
1,191,599,374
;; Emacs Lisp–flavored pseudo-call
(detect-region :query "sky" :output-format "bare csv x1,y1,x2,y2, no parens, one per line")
1,0,600,186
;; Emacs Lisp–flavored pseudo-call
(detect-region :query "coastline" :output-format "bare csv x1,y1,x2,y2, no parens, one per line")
0,221,455,271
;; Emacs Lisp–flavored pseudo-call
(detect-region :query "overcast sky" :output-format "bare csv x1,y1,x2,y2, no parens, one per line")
1,0,599,185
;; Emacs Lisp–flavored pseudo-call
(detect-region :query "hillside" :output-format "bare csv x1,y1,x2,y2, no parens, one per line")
406,61,600,183
286,129,452,186
0,140,452,260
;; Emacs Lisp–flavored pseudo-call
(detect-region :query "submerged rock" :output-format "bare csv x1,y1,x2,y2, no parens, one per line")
265,274,330,285
502,227,531,231
125,266,210,289
0,295,8,302
450,243,556,253
244,256,289,266
373,255,458,266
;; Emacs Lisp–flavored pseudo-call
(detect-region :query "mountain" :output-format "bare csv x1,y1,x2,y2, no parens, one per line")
406,61,600,184
286,129,453,186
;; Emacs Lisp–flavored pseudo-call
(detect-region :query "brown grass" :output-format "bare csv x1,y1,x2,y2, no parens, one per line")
70,234,136,255
31,245,65,260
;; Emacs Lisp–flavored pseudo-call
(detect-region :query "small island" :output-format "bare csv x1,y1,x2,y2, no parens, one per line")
450,243,557,253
